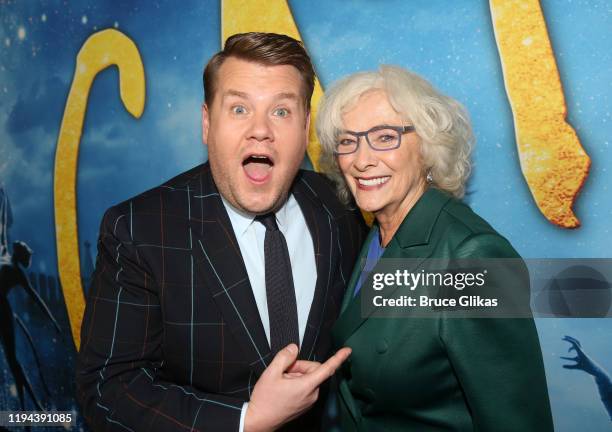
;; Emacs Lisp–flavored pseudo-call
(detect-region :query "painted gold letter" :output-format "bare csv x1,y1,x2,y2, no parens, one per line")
491,0,590,228
54,29,145,347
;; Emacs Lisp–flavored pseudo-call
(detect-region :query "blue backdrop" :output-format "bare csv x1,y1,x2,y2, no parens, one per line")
1,1,610,430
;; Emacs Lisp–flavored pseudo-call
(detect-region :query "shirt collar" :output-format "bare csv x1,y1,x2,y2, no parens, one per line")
220,194,296,237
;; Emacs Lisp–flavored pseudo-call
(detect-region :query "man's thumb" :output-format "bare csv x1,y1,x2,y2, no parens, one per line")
269,344,299,374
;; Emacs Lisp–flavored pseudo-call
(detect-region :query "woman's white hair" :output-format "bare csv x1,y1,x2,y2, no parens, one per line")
316,65,474,204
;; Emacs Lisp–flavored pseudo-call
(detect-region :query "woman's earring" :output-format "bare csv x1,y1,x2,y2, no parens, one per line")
426,171,433,183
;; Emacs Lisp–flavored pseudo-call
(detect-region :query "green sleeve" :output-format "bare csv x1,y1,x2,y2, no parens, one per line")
439,233,554,431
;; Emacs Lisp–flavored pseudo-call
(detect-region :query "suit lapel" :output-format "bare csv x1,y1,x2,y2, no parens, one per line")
188,164,272,377
333,188,452,344
339,228,376,314
292,174,336,361
330,229,372,350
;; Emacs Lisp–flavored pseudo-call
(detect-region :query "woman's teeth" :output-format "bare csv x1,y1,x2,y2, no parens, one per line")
357,176,390,186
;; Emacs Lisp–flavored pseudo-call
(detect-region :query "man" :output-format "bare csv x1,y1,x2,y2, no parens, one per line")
76,32,365,432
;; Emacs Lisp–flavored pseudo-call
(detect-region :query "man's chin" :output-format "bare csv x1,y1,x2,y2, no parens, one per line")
235,192,286,215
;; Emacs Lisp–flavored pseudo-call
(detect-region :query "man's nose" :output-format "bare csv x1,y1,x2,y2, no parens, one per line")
247,111,273,142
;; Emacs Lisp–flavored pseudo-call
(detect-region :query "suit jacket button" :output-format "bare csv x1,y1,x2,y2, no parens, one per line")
376,338,388,354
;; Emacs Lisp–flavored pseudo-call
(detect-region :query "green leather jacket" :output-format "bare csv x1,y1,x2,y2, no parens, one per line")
332,188,554,431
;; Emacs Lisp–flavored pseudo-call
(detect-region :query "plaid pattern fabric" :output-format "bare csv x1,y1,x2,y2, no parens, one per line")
76,162,366,432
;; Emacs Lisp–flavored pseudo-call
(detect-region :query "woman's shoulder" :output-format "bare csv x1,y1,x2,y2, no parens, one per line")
433,193,520,259
439,195,497,235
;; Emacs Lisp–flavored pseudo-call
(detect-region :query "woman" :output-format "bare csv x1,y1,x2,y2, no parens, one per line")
317,66,554,431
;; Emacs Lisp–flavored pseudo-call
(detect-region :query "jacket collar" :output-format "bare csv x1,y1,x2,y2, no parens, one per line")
390,187,451,249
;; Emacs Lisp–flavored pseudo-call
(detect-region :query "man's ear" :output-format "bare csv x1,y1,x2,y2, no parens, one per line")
202,103,210,146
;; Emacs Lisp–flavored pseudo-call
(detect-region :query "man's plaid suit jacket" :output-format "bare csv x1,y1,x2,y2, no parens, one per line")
76,162,366,431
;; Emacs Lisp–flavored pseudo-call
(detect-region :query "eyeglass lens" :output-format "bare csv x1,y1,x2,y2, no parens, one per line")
335,127,401,154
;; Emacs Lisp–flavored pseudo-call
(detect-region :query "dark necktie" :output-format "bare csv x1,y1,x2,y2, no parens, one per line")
256,213,300,354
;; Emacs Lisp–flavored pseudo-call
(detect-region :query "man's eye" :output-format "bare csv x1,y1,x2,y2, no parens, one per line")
273,108,289,117
232,105,247,115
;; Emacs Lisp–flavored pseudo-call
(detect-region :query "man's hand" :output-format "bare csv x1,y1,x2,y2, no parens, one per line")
244,344,351,432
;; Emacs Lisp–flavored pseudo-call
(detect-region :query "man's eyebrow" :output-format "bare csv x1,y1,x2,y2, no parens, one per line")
275,92,299,101
221,90,300,103
222,89,248,99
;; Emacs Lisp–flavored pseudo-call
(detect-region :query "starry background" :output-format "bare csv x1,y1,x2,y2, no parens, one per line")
0,0,611,430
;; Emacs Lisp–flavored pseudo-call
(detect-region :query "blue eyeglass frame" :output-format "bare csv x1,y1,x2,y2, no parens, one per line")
334,125,416,155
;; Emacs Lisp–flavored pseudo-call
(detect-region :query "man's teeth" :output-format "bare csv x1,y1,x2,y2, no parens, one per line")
244,155,273,166
357,177,390,186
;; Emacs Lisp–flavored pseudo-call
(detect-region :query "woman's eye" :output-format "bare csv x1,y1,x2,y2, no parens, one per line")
339,138,357,146
232,105,247,115
379,134,394,142
274,108,289,117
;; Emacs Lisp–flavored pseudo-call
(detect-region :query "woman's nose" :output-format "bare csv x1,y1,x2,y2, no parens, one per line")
353,137,378,170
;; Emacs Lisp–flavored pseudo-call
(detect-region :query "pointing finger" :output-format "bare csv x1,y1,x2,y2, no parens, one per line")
306,347,352,387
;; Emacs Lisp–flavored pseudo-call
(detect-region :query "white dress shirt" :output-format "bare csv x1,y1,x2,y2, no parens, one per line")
221,194,317,431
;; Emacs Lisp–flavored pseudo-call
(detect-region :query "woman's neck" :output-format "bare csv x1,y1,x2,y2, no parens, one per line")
376,183,427,247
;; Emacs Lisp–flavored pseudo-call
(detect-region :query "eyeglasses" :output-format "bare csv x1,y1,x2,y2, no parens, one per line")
334,125,416,155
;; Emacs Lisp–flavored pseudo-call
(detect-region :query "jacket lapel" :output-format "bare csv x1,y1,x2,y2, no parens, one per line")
187,164,272,377
333,188,452,344
339,228,376,314
292,174,337,361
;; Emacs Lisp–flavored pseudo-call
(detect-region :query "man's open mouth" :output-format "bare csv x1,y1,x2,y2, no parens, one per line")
242,154,275,183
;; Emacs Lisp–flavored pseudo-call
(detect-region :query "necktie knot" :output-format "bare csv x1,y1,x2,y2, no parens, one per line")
256,213,279,231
